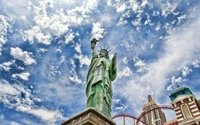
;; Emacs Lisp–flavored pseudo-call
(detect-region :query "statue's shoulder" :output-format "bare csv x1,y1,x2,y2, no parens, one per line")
101,57,111,64
91,55,99,61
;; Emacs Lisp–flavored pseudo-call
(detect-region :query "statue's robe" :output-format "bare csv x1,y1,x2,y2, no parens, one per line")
86,56,117,118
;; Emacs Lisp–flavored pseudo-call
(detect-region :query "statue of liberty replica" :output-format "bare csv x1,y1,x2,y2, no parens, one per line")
61,38,117,125
86,38,117,118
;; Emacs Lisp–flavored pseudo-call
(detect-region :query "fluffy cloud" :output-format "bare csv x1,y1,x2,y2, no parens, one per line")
23,0,100,45
0,60,15,71
181,66,192,77
23,26,52,45
192,60,200,68
122,57,128,64
0,15,11,56
118,67,132,78
10,47,36,65
12,72,30,81
74,54,90,67
171,76,183,84
134,59,145,67
0,80,64,124
92,22,105,40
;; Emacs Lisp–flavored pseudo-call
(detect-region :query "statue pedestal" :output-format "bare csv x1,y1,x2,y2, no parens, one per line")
61,108,116,125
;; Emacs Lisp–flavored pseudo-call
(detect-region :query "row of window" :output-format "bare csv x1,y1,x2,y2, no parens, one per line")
142,109,166,125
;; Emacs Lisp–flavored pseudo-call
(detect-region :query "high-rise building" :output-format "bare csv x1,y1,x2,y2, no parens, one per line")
141,95,167,125
169,85,200,125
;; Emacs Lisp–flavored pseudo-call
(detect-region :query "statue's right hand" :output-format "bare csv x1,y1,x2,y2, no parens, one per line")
90,38,98,49
91,42,95,49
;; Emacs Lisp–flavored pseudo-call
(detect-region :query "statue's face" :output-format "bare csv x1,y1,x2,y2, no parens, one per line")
99,50,107,57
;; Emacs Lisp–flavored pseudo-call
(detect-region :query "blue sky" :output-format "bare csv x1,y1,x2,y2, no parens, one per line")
1,0,200,125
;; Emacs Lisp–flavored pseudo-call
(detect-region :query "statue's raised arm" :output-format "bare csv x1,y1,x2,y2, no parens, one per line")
90,38,98,58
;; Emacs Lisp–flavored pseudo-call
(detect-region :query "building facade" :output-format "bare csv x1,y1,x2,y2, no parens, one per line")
164,119,178,125
141,95,167,125
169,85,200,125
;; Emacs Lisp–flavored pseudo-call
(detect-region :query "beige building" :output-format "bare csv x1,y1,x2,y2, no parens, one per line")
141,95,166,125
164,119,178,125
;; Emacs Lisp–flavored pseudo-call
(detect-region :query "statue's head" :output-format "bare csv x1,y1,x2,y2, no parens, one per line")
99,49,109,59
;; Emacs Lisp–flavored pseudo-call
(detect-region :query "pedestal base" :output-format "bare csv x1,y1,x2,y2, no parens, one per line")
61,108,116,125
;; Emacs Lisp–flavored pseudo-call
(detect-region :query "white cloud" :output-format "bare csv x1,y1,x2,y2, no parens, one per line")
113,99,121,104
22,0,100,46
117,17,128,26
181,66,192,77
0,60,15,71
115,104,127,111
171,76,183,84
55,48,62,53
10,47,36,65
23,26,52,45
10,121,22,125
144,14,151,25
0,80,64,124
118,67,132,78
0,81,20,95
64,32,75,44
138,14,200,95
16,106,63,124
134,60,145,67
39,48,48,53
86,0,99,10
75,43,81,53
155,24,161,31
74,54,90,67
69,59,82,84
141,0,148,7
150,44,154,49
50,66,61,77
122,57,128,64
167,84,173,91
69,75,82,84
160,1,177,17
92,22,105,40
115,3,127,13
35,32,52,45
131,18,142,27
192,60,199,68
113,12,200,116
134,58,148,73
12,72,30,81
177,14,186,24
60,55,65,63
0,15,11,56
116,79,147,114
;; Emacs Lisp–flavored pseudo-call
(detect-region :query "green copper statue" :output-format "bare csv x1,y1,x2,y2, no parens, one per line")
86,38,117,118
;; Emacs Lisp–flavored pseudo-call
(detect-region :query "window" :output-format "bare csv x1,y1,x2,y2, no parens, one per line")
182,104,192,119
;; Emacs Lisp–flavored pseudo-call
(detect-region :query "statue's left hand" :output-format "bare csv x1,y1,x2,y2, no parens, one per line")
112,52,117,66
